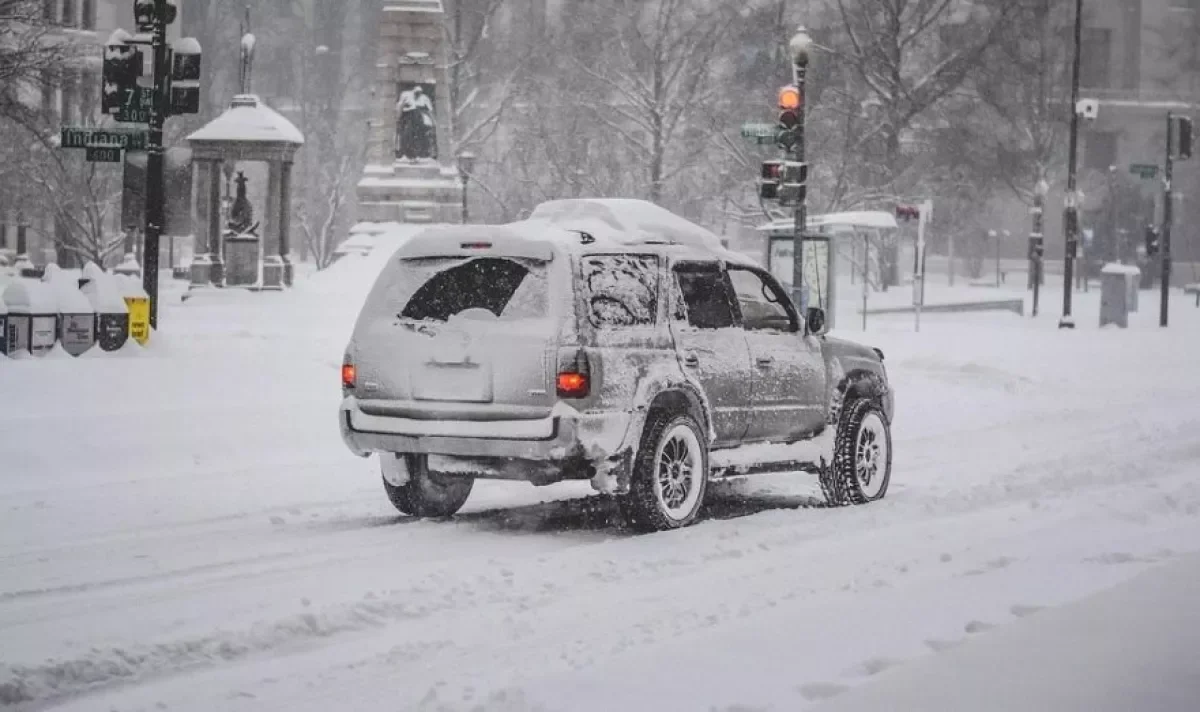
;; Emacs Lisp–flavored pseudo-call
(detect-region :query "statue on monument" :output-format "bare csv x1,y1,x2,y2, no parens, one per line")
227,170,259,236
394,83,437,161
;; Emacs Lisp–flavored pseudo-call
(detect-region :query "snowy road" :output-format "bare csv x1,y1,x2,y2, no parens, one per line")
3,257,1200,711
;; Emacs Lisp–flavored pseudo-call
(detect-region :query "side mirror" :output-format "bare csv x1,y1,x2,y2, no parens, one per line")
806,307,826,335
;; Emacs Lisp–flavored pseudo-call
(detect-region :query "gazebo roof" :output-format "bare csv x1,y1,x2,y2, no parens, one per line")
188,94,304,146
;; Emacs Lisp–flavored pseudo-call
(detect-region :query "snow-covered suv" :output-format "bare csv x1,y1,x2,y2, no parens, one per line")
340,199,894,532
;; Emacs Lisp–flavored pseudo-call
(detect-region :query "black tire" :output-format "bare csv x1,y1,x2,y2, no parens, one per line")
382,454,474,518
619,410,709,532
820,398,892,507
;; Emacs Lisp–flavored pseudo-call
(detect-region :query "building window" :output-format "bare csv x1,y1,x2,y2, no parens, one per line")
81,0,95,29
1084,131,1118,173
43,0,57,23
1080,28,1112,89
62,0,76,27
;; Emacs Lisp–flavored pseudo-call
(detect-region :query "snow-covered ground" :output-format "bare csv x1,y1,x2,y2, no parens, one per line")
3,234,1200,711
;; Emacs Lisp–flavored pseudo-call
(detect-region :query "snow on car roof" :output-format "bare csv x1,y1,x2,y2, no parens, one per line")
526,199,726,251
396,200,759,267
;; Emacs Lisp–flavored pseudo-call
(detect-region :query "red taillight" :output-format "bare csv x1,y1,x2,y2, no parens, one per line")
460,241,493,250
556,371,589,399
342,364,356,389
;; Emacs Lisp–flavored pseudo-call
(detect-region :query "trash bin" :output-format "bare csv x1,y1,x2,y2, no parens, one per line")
80,262,129,352
115,274,150,345
3,279,59,356
43,264,95,356
1100,263,1140,329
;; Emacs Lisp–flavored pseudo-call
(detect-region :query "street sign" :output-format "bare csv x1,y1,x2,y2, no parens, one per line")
1130,163,1159,180
61,127,148,151
740,122,776,139
115,86,154,123
85,144,123,163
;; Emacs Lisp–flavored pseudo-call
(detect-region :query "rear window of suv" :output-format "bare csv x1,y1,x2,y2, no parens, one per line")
397,257,548,322
580,254,659,328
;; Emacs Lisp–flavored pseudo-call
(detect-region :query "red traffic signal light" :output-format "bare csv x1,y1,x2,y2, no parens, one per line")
761,160,783,181
778,86,802,110
895,205,920,222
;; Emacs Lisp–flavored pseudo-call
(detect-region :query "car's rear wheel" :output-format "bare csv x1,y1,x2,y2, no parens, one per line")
382,454,474,518
820,398,892,506
620,411,709,532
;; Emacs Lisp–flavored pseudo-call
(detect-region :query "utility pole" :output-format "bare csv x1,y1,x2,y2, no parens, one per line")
1060,0,1083,329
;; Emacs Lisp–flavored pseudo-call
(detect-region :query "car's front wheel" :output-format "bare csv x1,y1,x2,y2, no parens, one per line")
620,411,709,532
382,454,474,518
820,398,892,506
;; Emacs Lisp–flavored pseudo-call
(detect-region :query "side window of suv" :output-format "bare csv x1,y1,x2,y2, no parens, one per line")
674,265,737,329
728,267,797,332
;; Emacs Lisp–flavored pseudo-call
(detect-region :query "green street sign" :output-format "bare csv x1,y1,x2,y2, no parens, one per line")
114,86,154,124
61,127,148,152
85,145,123,163
740,122,776,139
1130,163,1159,180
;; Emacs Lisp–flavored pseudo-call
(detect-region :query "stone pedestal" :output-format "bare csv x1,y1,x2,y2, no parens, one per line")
225,235,259,287
357,0,464,224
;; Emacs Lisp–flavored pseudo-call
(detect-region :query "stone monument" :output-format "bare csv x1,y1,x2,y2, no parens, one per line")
357,0,462,224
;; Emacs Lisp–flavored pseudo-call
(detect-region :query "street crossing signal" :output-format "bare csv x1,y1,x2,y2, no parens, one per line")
1175,116,1193,161
759,160,807,204
102,42,142,114
170,37,203,115
1145,225,1160,257
895,205,920,222
1028,237,1044,260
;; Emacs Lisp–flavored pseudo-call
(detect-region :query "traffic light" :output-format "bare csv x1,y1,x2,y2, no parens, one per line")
776,85,802,149
102,41,142,114
895,205,920,222
170,37,203,115
1175,116,1193,161
134,0,177,33
1028,236,1044,261
1145,225,1160,257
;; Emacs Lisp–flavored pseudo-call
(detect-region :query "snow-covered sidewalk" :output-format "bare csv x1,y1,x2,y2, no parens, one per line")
3,243,1200,711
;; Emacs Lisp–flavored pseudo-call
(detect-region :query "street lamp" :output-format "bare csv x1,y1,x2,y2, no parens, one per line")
787,26,812,317
456,150,477,224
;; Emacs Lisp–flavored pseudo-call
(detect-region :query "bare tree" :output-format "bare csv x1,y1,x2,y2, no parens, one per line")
28,150,124,267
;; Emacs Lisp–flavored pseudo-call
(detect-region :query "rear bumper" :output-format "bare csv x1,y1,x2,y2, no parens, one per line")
339,397,634,481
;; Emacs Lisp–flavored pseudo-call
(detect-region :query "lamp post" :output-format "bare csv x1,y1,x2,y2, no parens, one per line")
788,27,812,318
1060,0,1084,329
456,149,476,224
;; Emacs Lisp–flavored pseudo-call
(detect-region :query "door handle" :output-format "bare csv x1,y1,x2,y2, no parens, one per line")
683,353,700,367
756,356,775,367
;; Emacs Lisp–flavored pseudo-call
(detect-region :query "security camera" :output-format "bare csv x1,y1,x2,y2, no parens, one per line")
1076,99,1100,121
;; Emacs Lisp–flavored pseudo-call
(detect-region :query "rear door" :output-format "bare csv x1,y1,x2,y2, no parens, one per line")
669,262,754,447
350,244,563,419
727,265,826,441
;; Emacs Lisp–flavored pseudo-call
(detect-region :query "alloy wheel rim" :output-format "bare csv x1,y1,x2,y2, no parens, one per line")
855,412,889,498
654,424,703,520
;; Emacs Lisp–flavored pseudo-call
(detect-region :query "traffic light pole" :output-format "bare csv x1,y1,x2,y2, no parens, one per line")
142,0,170,331
790,62,807,318
1161,112,1174,328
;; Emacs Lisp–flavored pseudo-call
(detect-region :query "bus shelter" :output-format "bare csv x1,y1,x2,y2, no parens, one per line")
756,211,899,331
